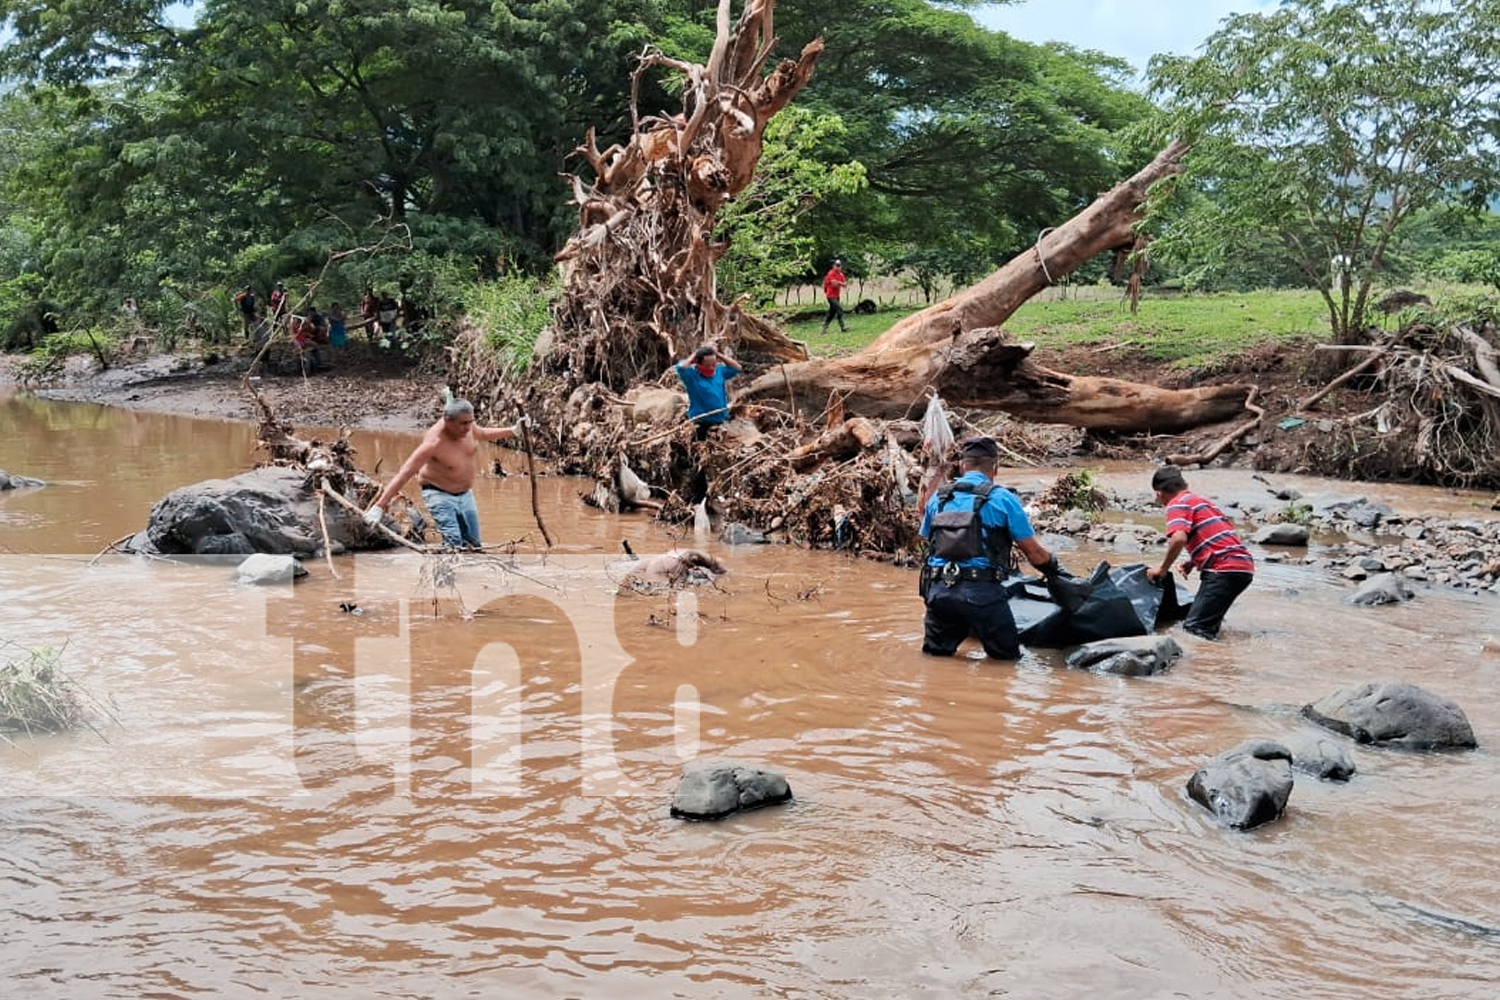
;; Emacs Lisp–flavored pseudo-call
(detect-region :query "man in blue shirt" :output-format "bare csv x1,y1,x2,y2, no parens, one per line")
919,437,1070,659
677,344,742,439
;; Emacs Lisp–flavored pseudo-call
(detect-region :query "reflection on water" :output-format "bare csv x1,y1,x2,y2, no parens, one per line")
2,394,1498,999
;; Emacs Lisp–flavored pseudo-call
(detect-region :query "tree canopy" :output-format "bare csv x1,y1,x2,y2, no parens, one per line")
0,0,1149,340
1148,0,1500,341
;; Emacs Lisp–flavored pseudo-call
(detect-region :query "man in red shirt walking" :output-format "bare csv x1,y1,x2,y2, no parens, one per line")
821,259,848,334
1146,466,1255,639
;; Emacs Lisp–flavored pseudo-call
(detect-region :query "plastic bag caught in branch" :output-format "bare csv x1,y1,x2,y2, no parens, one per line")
921,394,955,455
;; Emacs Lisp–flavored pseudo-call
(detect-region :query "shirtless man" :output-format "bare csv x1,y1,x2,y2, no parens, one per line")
363,399,529,548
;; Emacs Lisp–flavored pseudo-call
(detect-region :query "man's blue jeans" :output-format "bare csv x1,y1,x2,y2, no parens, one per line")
421,486,483,548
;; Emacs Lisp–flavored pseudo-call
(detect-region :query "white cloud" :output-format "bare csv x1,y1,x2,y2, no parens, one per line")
975,0,1276,74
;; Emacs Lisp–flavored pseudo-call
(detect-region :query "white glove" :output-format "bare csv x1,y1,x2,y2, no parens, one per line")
362,504,384,527
510,415,532,436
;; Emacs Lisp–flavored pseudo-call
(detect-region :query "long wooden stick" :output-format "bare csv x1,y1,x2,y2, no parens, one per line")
517,422,554,547
1298,350,1384,411
315,489,343,580
320,478,433,553
630,405,731,446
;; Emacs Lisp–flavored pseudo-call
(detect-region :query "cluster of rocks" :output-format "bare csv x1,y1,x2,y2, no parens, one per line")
1034,489,1500,596
671,677,1478,830
0,468,44,490
1187,680,1477,831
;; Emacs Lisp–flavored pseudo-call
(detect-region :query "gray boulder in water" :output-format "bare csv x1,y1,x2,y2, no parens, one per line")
1348,573,1414,606
1280,732,1357,781
670,760,792,821
0,468,45,489
131,466,385,556
1301,680,1476,750
1186,739,1294,830
1066,634,1182,676
1252,523,1310,546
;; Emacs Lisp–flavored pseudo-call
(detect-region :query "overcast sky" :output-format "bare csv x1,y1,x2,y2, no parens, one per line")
975,0,1276,76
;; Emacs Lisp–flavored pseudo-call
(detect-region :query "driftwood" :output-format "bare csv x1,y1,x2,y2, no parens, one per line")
1166,387,1266,467
740,140,1255,434
1298,350,1385,411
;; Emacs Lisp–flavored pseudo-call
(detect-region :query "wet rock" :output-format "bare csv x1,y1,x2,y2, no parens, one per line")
235,553,307,585
131,466,380,556
1349,573,1413,606
1280,732,1357,781
670,760,792,821
1186,739,1294,830
1253,523,1310,546
1341,565,1368,581
720,522,768,545
1301,680,1477,750
0,469,45,489
1065,635,1182,676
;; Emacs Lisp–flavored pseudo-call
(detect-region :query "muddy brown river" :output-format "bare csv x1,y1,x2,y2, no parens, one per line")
2,391,1497,998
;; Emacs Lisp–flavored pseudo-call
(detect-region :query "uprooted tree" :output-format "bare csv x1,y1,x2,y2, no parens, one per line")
738,139,1254,435
470,0,1274,554
539,0,816,393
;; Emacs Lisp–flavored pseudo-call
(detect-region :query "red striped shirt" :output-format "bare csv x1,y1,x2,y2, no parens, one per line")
1164,490,1255,574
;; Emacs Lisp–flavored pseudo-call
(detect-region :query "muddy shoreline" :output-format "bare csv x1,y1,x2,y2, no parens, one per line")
0,349,441,432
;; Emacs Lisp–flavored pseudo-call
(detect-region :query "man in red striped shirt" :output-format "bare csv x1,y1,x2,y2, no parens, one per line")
1146,466,1254,639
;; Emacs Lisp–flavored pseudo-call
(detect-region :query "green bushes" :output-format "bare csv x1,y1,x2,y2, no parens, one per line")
465,272,556,374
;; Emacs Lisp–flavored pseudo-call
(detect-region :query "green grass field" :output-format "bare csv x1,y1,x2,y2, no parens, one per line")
782,286,1339,371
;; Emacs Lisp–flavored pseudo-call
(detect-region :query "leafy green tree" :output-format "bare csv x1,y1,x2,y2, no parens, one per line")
777,0,1150,289
1148,0,1500,342
714,107,866,306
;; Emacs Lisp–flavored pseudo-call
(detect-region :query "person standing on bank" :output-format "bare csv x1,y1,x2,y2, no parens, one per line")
1146,465,1255,639
821,259,848,334
676,344,742,439
363,399,530,549
919,437,1072,659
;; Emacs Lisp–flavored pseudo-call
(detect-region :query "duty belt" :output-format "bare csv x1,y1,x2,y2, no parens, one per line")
926,563,1007,585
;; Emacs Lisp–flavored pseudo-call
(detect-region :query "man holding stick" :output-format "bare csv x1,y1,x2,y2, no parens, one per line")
363,399,529,549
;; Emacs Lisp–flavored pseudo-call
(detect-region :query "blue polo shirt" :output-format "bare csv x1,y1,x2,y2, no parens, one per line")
920,471,1035,570
677,363,738,424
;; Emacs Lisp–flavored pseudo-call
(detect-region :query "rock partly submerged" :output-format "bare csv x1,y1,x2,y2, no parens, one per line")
126,466,389,557
0,468,45,489
1302,680,1477,750
1186,739,1295,831
670,760,793,821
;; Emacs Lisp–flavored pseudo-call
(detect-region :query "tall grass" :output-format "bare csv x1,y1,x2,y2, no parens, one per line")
0,644,88,735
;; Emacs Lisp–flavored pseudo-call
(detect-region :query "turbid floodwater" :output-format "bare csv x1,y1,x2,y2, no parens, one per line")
2,392,1497,999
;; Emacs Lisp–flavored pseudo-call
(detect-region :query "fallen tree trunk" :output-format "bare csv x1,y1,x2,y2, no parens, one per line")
741,139,1254,433
742,323,1253,432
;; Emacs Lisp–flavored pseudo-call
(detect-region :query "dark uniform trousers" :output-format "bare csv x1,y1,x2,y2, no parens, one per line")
922,578,1020,660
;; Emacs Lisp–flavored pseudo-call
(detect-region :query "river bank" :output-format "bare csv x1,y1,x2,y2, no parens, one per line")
0,347,442,432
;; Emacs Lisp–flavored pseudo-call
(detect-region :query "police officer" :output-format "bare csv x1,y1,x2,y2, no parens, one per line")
918,437,1070,659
